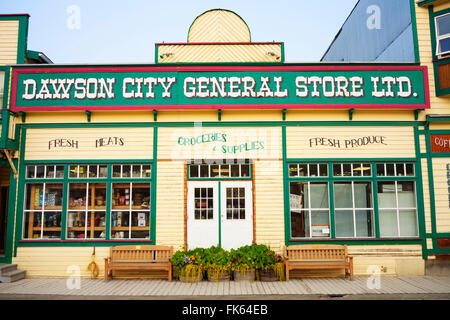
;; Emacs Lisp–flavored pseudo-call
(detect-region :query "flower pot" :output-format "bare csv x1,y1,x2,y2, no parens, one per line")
207,270,230,282
233,269,256,281
259,269,278,282
178,266,204,283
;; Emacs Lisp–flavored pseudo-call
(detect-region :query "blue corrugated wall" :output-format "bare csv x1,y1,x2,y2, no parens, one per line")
321,0,415,62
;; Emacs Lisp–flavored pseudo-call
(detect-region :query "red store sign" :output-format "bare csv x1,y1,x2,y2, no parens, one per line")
431,134,450,153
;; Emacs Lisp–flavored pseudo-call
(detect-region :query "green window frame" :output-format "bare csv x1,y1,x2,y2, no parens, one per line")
187,159,252,180
21,162,153,242
287,161,420,241
434,12,450,57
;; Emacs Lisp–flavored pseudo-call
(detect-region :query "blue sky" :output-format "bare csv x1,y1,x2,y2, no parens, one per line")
1,0,359,63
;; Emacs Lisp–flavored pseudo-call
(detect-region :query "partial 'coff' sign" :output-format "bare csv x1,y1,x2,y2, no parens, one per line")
431,134,450,153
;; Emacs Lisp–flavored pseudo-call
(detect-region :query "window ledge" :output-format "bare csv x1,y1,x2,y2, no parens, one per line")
19,239,153,243
289,238,421,242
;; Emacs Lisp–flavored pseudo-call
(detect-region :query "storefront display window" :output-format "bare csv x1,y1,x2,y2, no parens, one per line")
378,181,418,237
111,182,151,239
334,181,373,238
22,163,153,241
288,162,419,240
290,181,330,238
67,183,106,239
23,182,63,239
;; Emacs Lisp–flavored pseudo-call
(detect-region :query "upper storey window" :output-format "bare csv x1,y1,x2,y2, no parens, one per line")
436,13,450,57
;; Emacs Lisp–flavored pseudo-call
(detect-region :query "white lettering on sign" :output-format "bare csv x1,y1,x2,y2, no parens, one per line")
23,78,116,100
19,75,420,102
295,76,365,98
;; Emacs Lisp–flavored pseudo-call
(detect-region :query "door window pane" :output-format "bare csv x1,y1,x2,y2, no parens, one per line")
225,187,245,220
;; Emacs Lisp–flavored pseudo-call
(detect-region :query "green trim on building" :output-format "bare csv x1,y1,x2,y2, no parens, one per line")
410,0,421,64
414,126,428,259
417,0,439,7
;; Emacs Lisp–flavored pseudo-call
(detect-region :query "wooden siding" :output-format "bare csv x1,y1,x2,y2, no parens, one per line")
155,161,185,250
0,20,19,65
420,134,427,154
12,247,110,278
254,160,284,254
157,127,282,160
286,126,415,159
157,43,282,63
188,9,250,43
432,158,450,232
24,128,153,160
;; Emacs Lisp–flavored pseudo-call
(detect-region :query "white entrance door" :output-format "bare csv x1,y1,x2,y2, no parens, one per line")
220,181,253,251
187,181,219,250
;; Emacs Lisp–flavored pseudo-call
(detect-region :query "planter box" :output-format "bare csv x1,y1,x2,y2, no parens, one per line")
179,270,204,283
207,270,230,282
233,270,255,281
259,269,279,282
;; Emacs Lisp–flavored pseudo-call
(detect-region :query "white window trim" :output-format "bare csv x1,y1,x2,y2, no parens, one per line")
435,12,450,57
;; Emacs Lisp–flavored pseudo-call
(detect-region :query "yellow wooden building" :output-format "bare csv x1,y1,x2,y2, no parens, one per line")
1,3,449,279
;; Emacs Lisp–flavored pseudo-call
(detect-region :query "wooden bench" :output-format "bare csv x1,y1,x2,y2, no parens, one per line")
284,245,353,280
104,245,173,281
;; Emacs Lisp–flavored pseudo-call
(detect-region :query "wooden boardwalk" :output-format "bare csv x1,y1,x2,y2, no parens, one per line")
0,276,449,297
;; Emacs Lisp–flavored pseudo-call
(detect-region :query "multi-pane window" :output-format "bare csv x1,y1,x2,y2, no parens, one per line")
112,164,151,178
193,187,214,220
27,165,65,179
378,181,418,237
288,162,418,240
435,13,450,56
376,163,414,177
334,182,374,238
69,165,107,178
23,163,152,241
289,163,328,177
333,163,371,177
188,160,251,179
111,182,151,239
67,183,106,239
290,181,330,238
23,183,63,239
226,187,246,220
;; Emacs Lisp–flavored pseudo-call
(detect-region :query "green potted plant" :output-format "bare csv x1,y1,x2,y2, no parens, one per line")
230,245,258,281
203,245,231,282
257,246,285,281
170,247,206,283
